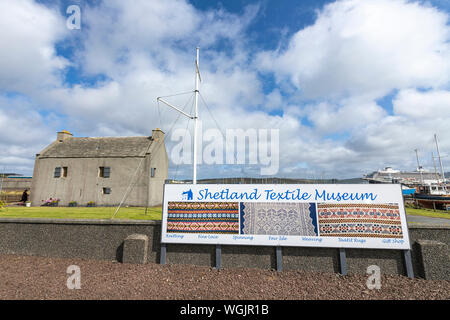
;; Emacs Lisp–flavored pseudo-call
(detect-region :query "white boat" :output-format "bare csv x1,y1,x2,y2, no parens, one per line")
363,167,441,185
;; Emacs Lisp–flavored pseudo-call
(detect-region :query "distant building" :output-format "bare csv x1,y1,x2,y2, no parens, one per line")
0,176,32,192
0,174,32,204
30,129,168,207
0,173,22,178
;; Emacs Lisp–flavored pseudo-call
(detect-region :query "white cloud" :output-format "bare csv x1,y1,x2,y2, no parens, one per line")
394,89,450,118
0,95,55,145
0,94,57,174
251,0,450,177
1,0,450,179
0,0,69,93
304,99,387,134
264,89,283,111
257,0,450,100
40,0,264,138
78,0,259,77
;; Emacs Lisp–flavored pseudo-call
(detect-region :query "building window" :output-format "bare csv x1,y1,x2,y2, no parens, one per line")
62,167,68,177
151,168,156,177
99,166,110,178
102,187,111,195
54,167,61,178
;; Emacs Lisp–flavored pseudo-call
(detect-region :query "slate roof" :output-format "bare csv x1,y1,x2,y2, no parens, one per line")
38,136,153,158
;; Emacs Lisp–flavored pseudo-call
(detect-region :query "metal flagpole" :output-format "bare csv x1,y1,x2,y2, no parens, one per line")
193,47,200,184
157,47,201,185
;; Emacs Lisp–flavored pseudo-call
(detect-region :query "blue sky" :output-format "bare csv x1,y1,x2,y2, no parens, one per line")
1,0,450,180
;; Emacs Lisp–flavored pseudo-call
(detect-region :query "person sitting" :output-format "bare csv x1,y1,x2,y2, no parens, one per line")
41,197,59,206
41,197,53,206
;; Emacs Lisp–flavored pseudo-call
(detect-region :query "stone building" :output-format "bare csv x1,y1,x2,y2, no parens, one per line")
30,129,168,207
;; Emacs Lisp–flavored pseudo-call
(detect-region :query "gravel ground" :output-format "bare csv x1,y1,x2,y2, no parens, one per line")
0,254,448,300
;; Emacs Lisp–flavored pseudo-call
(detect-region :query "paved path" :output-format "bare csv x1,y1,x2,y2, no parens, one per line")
407,214,450,227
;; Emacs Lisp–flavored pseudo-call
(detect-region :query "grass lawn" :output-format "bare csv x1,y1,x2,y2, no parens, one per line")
0,206,162,220
0,205,447,221
405,207,450,220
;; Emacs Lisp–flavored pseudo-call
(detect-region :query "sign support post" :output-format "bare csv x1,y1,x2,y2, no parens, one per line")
160,243,167,265
339,248,347,276
215,245,222,269
276,246,283,272
403,250,414,279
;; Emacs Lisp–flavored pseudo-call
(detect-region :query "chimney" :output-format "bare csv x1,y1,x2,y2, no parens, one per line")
57,130,73,142
152,128,165,142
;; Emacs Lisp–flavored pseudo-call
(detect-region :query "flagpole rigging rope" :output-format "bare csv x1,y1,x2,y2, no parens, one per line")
110,92,195,219
174,94,195,181
199,91,239,169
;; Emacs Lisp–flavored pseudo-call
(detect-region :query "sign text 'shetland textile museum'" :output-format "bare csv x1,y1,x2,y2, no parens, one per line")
30,129,168,207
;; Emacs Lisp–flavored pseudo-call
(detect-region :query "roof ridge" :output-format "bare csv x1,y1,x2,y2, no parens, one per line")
37,135,154,158
71,136,151,139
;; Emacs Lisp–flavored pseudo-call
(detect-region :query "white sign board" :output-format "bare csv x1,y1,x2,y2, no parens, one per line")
161,184,411,250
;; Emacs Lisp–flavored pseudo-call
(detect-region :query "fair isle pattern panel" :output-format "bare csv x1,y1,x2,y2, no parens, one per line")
167,202,239,234
241,202,318,236
317,203,403,238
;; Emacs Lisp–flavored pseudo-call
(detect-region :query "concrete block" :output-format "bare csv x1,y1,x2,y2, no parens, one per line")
123,234,148,264
416,240,450,280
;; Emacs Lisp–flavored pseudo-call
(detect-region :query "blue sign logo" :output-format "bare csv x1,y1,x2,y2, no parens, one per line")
182,189,193,200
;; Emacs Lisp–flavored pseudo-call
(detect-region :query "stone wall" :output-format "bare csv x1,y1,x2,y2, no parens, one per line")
0,218,447,279
30,157,151,207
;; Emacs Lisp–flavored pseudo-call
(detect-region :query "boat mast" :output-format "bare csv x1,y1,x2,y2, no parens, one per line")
432,152,439,181
434,134,446,183
415,149,424,184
